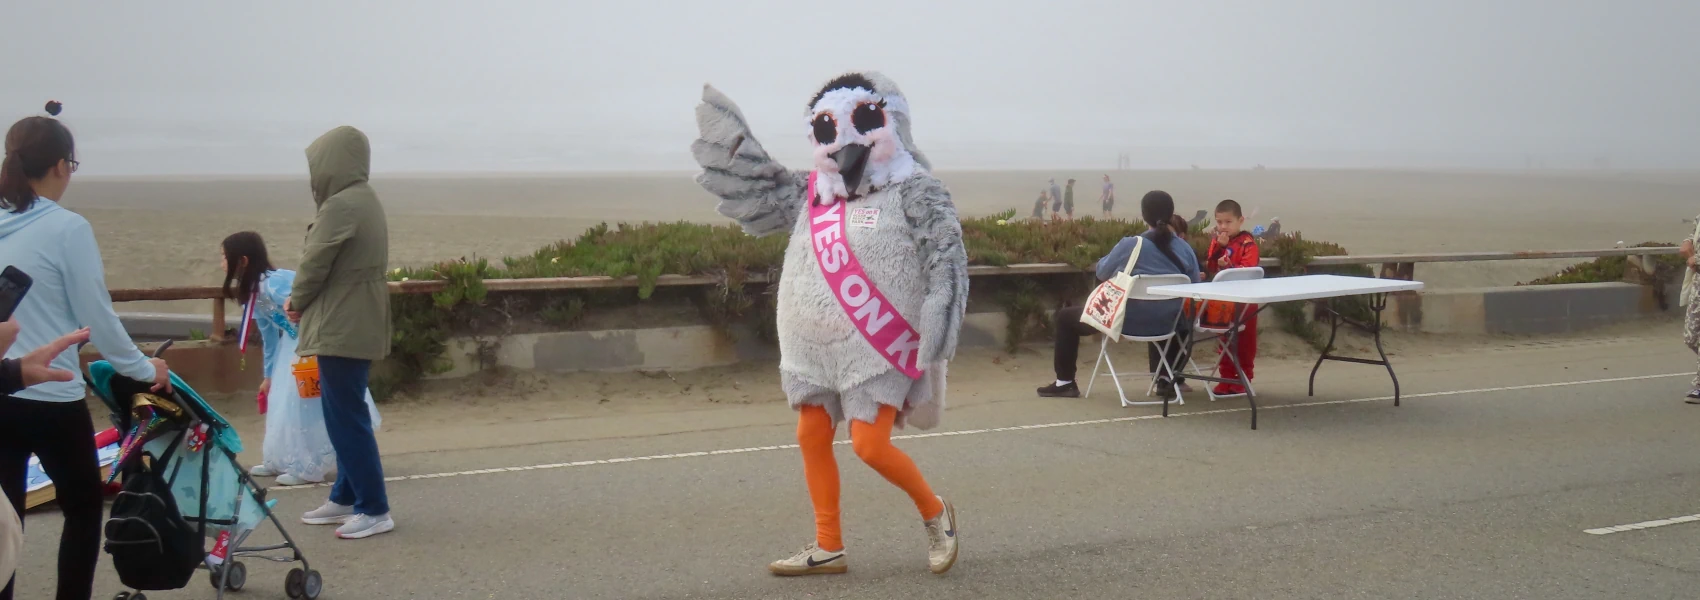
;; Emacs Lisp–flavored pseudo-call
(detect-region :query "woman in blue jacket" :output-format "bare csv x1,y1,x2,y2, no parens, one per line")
1037,190,1201,399
0,116,172,600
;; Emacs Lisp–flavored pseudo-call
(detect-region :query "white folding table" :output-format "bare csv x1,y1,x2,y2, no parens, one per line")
1147,275,1425,429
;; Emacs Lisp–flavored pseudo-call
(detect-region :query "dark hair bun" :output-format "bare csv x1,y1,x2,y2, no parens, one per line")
44,101,62,116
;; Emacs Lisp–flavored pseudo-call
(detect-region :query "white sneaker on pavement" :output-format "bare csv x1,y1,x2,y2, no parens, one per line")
767,543,848,576
300,502,354,526
336,513,395,540
273,474,320,487
924,496,959,574
248,464,277,477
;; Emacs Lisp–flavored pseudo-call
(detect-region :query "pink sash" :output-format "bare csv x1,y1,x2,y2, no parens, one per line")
806,172,924,380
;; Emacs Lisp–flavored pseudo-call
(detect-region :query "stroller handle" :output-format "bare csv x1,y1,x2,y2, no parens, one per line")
152,340,173,359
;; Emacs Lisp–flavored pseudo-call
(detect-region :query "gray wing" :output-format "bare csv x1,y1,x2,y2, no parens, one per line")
901,174,969,365
691,84,808,237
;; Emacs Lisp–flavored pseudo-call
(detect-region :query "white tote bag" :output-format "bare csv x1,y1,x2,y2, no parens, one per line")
1079,236,1145,340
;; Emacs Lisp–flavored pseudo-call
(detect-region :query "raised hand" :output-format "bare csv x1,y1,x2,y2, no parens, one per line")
691,84,807,237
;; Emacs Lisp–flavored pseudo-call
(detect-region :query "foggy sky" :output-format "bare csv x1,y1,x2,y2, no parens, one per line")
2,0,1695,175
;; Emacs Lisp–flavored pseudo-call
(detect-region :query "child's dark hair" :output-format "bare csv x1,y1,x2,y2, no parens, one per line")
0,117,75,213
1214,199,1243,218
1169,213,1189,235
222,231,275,304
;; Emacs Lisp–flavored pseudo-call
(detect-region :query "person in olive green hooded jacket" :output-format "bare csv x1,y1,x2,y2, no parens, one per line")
287,125,396,539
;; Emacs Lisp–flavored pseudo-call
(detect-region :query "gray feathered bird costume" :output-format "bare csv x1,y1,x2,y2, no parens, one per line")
692,72,968,429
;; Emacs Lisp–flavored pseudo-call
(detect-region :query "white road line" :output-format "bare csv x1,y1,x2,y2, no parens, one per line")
267,371,1687,492
1584,514,1700,536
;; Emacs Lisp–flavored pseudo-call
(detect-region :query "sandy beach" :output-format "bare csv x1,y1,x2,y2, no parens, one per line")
62,169,1700,314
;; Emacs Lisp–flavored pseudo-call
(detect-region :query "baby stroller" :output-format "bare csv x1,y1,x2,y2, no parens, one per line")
90,342,323,600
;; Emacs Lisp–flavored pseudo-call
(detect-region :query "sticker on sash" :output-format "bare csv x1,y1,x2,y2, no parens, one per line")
848,207,881,229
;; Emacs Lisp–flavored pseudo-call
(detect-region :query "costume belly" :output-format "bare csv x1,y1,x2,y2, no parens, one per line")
776,188,924,393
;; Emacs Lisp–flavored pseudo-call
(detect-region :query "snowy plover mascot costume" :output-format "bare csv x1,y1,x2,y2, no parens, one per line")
691,71,966,576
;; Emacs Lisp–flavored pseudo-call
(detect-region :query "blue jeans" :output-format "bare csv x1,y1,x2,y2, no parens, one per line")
318,356,389,515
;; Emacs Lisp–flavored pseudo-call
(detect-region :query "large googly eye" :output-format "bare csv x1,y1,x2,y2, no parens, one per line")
852,102,885,135
811,113,838,145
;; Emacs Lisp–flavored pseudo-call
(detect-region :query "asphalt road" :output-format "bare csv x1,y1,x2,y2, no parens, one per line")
14,329,1700,599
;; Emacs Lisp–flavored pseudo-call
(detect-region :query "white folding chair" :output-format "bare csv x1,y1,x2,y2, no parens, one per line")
1084,274,1194,408
1192,267,1264,401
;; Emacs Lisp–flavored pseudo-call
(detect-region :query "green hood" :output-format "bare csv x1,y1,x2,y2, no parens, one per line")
305,126,371,206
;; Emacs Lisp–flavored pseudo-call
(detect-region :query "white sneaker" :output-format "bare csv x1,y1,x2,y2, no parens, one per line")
767,543,848,576
924,496,959,574
248,464,277,477
274,474,321,487
300,502,354,526
335,513,395,540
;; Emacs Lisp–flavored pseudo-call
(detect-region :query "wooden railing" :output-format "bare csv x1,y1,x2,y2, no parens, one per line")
111,246,1679,341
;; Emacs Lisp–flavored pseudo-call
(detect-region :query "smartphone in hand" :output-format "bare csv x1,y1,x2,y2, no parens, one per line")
0,266,33,322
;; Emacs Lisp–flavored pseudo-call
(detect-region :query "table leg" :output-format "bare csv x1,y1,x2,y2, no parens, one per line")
1304,294,1403,407
1208,303,1258,429
1369,293,1401,406
1307,298,1341,397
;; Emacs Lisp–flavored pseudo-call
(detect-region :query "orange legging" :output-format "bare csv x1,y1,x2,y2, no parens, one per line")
798,404,944,552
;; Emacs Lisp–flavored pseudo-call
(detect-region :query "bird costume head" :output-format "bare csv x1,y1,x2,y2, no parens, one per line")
807,71,928,203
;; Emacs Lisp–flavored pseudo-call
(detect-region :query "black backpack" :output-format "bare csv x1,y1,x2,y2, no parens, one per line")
104,439,204,591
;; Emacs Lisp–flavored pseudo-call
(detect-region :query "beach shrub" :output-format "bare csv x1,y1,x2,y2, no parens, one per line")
1522,242,1681,286
376,257,497,398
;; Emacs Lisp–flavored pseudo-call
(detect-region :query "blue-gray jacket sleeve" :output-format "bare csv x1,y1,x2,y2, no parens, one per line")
1095,237,1139,281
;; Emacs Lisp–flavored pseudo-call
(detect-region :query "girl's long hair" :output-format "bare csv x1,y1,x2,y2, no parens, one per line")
1140,190,1189,271
221,231,274,305
0,117,75,213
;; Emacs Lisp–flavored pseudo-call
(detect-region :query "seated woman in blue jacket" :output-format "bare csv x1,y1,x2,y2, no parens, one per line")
1037,190,1201,399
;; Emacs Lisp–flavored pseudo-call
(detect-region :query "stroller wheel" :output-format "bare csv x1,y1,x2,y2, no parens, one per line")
286,568,306,598
113,593,131,600
132,595,147,600
211,560,247,591
303,569,323,599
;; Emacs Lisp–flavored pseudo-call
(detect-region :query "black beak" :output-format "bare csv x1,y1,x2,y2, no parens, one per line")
830,143,872,198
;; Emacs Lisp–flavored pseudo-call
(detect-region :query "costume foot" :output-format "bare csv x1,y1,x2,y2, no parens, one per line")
924,496,958,574
768,544,847,576
1686,389,1700,404
248,464,277,477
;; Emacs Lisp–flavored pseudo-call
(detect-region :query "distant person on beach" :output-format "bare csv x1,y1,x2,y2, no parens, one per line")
0,114,171,600
1063,178,1076,219
224,231,380,488
1031,191,1048,220
1100,175,1115,218
1681,213,1700,403
286,126,395,540
1049,178,1063,220
1038,191,1201,399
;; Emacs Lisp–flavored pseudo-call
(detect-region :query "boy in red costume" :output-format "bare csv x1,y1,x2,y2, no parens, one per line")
1204,199,1260,396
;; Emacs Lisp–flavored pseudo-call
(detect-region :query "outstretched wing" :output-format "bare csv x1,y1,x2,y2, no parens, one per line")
691,84,809,237
901,174,969,366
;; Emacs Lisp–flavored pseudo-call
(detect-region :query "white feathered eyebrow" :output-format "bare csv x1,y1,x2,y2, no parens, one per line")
810,87,881,118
